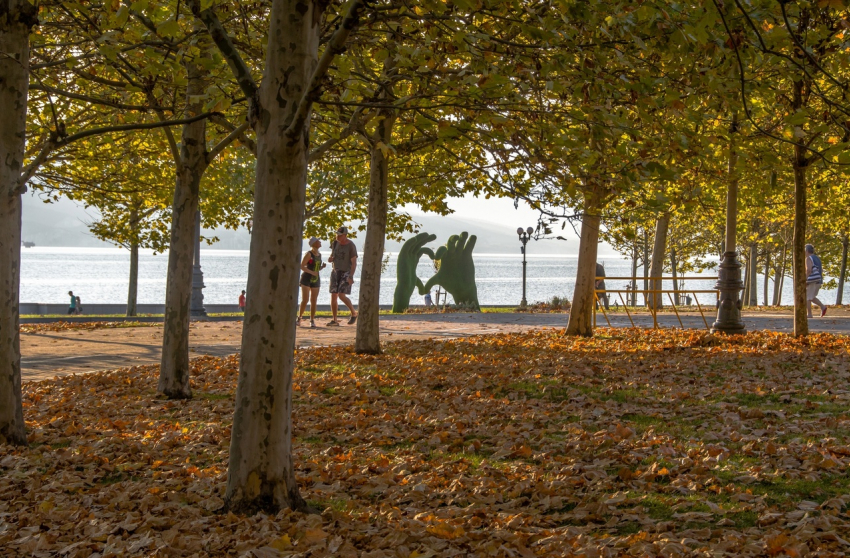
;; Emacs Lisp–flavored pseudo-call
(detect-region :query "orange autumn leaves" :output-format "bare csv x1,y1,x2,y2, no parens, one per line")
2,327,850,556
21,320,159,334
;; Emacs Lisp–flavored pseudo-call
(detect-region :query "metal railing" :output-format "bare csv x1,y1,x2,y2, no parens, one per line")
594,276,719,330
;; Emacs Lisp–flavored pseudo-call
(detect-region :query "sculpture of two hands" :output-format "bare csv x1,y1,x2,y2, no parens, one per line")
392,231,480,313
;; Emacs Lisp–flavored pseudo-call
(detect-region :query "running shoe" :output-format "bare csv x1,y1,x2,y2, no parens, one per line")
822,306,829,317
348,315,357,325
327,320,340,327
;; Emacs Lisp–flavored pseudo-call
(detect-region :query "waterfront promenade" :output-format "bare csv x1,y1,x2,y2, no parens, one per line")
20,309,850,381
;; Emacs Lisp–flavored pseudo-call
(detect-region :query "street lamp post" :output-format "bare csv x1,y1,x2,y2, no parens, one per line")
711,114,745,334
517,226,534,308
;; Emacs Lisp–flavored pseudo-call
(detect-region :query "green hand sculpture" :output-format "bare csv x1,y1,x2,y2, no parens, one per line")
392,232,437,313
422,232,479,310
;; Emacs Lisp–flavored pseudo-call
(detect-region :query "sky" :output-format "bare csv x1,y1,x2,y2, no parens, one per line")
404,194,543,232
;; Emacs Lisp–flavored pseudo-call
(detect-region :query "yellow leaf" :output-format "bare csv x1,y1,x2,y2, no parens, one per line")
269,535,291,551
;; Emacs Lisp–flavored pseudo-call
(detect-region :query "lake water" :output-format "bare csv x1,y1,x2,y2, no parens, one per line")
19,247,844,307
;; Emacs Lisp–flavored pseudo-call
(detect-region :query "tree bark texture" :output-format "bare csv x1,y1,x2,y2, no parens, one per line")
225,0,322,513
127,241,139,317
763,252,769,308
355,112,395,354
837,236,848,305
774,244,786,306
566,200,601,336
792,150,808,336
630,241,638,306
642,230,649,306
748,244,758,306
649,213,669,310
158,59,208,399
670,246,679,305
0,1,37,446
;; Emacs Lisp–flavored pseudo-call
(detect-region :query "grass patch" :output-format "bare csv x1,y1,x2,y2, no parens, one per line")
198,392,231,400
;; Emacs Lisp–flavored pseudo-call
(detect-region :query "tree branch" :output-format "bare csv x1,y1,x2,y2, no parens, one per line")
188,0,258,102
308,106,371,163
284,0,365,139
28,83,153,111
206,121,249,164
211,115,257,156
16,112,219,193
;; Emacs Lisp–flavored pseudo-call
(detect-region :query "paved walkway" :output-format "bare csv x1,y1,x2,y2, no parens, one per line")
20,311,850,382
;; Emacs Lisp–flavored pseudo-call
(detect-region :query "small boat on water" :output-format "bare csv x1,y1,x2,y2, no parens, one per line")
22,241,35,248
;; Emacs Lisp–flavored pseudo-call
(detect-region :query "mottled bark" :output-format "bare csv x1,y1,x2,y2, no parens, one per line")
630,241,638,306
127,241,139,317
566,198,601,337
791,81,808,337
773,244,786,306
837,236,848,305
642,230,649,306
648,213,669,310
747,243,758,306
0,0,37,446
355,112,395,354
224,0,322,514
763,252,770,308
670,246,679,305
159,58,208,399
792,159,808,336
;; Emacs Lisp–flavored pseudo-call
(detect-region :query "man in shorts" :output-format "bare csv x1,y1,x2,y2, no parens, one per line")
805,243,827,318
328,226,358,326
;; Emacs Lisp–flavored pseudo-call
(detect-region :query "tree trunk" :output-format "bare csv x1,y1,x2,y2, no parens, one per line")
630,240,638,306
355,52,396,354
566,198,601,336
643,229,649,306
649,212,669,310
670,245,679,305
0,1,37,446
127,241,139,317
158,59,208,399
225,0,323,514
791,80,808,336
748,243,758,306
837,235,848,305
763,251,770,307
773,243,786,306
355,113,395,354
791,161,807,336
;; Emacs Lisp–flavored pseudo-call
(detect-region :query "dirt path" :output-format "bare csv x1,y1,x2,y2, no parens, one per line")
21,310,850,382
20,313,568,382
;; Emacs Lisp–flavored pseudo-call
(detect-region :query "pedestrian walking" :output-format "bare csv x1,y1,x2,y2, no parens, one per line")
424,291,433,307
806,244,828,318
67,291,76,315
327,226,358,326
75,296,83,315
238,290,246,313
298,237,326,328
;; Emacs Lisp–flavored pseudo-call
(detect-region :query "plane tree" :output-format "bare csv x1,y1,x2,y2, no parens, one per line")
1,0,218,444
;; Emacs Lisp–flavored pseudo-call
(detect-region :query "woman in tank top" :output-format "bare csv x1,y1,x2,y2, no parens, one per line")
298,237,326,328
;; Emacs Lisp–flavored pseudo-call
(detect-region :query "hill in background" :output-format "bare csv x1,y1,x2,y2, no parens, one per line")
22,193,604,256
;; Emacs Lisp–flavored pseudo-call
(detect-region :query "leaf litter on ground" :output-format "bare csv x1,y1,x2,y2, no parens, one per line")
3,328,850,556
